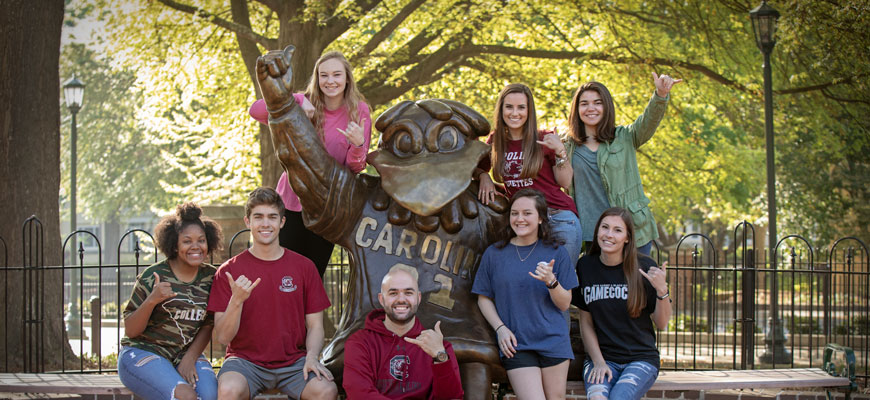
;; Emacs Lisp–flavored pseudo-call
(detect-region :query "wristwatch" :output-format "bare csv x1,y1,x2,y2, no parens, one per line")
547,279,559,289
433,350,449,363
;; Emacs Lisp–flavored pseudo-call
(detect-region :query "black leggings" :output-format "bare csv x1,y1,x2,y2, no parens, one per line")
279,210,335,278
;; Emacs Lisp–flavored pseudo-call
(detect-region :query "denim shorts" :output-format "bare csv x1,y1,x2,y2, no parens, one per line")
118,346,217,400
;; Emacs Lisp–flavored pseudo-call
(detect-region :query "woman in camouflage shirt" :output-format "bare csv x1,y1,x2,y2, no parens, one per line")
118,203,223,400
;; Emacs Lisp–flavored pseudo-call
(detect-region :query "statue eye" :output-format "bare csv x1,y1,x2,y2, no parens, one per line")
438,126,461,151
395,131,414,154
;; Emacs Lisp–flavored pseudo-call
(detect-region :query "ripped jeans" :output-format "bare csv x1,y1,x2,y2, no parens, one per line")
118,346,217,400
582,359,658,400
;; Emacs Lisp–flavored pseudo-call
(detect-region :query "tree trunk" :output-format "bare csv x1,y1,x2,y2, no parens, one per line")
0,0,76,372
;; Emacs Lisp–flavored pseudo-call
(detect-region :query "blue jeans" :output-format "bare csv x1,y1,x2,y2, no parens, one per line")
637,241,652,256
583,359,658,400
548,209,582,264
118,346,217,400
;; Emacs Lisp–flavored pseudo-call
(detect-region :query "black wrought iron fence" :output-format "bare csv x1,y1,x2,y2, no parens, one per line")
0,217,867,387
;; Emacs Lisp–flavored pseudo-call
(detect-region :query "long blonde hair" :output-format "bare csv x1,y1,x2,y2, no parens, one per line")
304,51,366,141
491,83,543,182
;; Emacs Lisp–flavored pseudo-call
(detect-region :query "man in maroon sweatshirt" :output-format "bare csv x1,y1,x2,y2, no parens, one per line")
343,264,464,399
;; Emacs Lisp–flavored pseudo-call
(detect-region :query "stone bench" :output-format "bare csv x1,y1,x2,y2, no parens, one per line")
504,344,858,399
1,345,857,399
0,373,286,399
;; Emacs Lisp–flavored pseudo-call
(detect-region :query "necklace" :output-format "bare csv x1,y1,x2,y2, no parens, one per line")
514,240,538,262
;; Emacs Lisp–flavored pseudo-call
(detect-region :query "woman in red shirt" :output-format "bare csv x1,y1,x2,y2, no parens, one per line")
476,83,582,263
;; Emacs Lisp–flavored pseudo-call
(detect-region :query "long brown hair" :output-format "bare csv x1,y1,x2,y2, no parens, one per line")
568,81,616,145
304,51,366,142
491,83,543,182
588,207,646,318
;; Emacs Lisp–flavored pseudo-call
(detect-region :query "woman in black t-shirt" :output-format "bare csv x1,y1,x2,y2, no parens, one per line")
572,207,672,399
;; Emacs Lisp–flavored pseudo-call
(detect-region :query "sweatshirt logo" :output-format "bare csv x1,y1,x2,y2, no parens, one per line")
279,276,297,293
389,355,409,381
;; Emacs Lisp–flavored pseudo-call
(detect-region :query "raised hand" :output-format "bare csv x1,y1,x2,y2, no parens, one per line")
337,118,367,147
536,128,567,159
653,72,683,98
145,273,175,305
529,259,557,286
256,45,296,110
639,261,669,297
225,272,261,304
404,321,446,358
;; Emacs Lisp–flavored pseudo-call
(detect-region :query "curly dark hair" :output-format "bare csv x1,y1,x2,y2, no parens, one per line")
154,202,224,260
495,188,562,249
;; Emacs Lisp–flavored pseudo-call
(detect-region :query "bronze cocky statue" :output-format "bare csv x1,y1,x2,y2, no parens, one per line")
256,45,509,399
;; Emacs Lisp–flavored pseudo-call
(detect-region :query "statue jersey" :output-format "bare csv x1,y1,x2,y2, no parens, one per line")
311,171,508,380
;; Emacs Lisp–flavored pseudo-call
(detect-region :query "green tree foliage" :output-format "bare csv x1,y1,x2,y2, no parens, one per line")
69,0,867,245
59,44,170,224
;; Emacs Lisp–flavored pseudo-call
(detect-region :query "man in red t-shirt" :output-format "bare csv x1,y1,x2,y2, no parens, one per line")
208,187,337,400
343,264,463,400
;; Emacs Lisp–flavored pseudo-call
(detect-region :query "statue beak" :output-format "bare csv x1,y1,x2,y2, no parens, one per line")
368,140,490,217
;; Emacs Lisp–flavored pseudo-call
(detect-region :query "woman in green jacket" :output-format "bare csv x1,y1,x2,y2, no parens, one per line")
566,73,681,255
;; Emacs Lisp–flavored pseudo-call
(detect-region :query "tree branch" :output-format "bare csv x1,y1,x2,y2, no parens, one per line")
362,31,472,105
156,0,277,49
322,0,383,44
252,0,280,12
230,0,265,96
464,44,749,94
820,87,870,106
350,0,427,63
775,74,870,95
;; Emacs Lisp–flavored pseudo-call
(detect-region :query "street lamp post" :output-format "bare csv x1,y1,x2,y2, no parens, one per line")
62,75,86,340
750,1,790,365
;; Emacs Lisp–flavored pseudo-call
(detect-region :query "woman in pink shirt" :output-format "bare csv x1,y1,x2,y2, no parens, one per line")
250,51,372,277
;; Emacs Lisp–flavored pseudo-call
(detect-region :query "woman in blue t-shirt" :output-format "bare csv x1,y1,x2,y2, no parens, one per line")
572,207,672,399
472,188,579,399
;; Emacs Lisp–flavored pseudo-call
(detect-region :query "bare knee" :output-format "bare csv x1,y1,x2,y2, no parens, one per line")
544,391,566,400
301,379,338,400
587,384,608,400
217,373,249,400
173,383,197,400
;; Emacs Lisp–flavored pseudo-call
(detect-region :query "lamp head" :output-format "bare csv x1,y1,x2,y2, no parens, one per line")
63,74,85,112
750,1,780,54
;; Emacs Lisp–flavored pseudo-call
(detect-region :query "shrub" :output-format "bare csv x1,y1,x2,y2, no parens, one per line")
669,315,709,332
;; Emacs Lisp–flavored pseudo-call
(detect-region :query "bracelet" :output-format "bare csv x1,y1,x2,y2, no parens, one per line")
495,324,505,333
656,289,670,300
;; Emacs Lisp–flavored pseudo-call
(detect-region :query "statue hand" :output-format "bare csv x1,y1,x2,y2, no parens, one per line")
256,45,296,111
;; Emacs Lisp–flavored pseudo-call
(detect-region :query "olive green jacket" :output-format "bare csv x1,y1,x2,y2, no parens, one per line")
565,92,668,247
